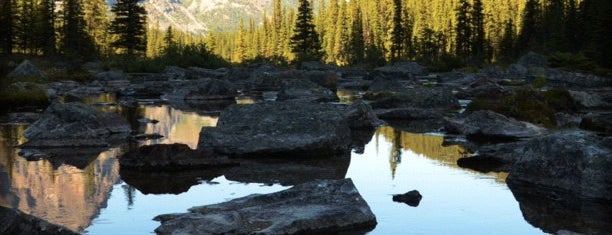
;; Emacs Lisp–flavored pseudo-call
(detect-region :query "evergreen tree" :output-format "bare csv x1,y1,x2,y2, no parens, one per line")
499,19,515,62
542,0,567,52
565,0,580,53
61,0,95,57
517,0,541,52
471,0,486,62
110,0,147,56
0,0,15,54
35,0,56,55
401,3,415,59
390,0,403,61
163,26,175,50
290,0,322,62
83,0,110,55
349,0,365,63
455,0,471,59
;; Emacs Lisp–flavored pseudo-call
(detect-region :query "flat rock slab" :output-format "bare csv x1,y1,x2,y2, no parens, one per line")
445,110,547,140
154,178,377,235
21,102,131,147
119,144,237,171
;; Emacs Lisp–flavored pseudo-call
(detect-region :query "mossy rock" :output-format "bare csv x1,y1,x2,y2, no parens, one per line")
467,87,576,128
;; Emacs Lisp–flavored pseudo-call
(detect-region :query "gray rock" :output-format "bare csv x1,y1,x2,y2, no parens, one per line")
507,130,612,200
198,101,379,157
518,52,548,68
370,87,458,110
445,110,547,140
162,66,188,81
154,178,377,235
7,60,46,78
277,79,338,102
544,70,612,88
367,78,406,93
570,90,612,109
392,190,423,207
370,62,428,80
119,144,237,171
580,112,612,134
187,67,229,79
164,78,237,101
507,64,529,78
0,206,78,235
94,70,130,81
21,102,131,147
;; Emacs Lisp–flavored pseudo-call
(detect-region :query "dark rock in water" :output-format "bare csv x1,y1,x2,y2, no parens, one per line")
369,62,428,80
154,178,377,235
367,77,406,93
392,190,423,207
223,155,351,186
187,67,229,80
544,70,612,88
569,90,612,109
163,78,237,101
277,78,338,102
199,101,379,157
508,180,612,235
507,130,612,200
445,110,547,141
120,168,224,195
370,88,458,110
18,147,106,169
7,60,46,78
21,102,131,148
162,66,188,81
457,141,527,173
1,112,42,125
94,70,130,81
580,112,612,134
0,206,78,235
518,52,548,68
301,70,338,91
129,133,164,141
119,144,237,171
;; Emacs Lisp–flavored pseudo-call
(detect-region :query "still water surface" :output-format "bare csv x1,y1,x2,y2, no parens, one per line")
0,101,545,234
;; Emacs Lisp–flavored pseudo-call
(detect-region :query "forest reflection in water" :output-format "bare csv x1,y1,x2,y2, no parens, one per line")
1,105,541,234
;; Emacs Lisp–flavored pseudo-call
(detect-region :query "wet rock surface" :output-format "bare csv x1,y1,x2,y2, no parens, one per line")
0,206,78,235
21,102,131,147
163,78,237,101
277,78,338,102
506,130,612,200
198,101,379,157
154,178,377,235
445,110,547,141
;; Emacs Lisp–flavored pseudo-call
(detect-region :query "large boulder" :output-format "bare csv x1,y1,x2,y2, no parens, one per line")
187,67,229,80
277,79,338,103
370,88,459,121
119,144,237,171
21,102,131,147
518,52,548,68
580,112,612,134
154,178,377,234
369,62,428,80
163,78,237,101
507,130,612,200
544,69,612,88
445,110,547,140
198,101,379,157
570,90,612,109
94,70,130,81
7,60,46,78
0,206,78,235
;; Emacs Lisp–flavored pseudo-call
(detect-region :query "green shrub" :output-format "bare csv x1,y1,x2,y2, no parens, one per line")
467,87,576,128
548,52,596,71
531,76,547,88
0,85,50,113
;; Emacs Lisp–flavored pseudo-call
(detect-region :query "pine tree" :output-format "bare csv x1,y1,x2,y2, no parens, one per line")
455,0,471,59
163,26,175,50
471,0,486,62
517,0,541,53
349,0,365,64
82,0,110,55
0,0,15,54
61,0,95,57
110,0,147,56
290,0,322,62
35,0,56,55
499,19,515,62
542,0,567,52
390,0,403,61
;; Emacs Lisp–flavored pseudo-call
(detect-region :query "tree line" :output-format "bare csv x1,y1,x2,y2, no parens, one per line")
0,0,610,69
210,0,611,68
0,0,147,58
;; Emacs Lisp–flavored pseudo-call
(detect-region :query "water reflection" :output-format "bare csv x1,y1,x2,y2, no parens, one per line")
0,125,121,233
139,105,218,149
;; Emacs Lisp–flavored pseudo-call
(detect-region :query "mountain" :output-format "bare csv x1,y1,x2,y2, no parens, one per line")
142,0,297,35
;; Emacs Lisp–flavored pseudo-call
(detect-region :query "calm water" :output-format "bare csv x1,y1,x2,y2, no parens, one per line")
0,97,546,234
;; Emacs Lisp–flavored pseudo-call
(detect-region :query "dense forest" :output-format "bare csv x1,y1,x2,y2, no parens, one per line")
0,0,611,70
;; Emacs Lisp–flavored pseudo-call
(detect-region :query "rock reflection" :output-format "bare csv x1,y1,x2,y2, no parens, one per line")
0,125,121,233
120,168,223,195
140,105,218,149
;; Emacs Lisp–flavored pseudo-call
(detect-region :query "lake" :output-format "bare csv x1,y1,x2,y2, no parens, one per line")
0,97,547,234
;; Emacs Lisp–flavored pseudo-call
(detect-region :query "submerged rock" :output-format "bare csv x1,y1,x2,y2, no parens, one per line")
119,144,237,171
198,101,379,157
507,130,612,200
21,102,131,147
0,206,78,235
276,78,338,102
154,178,377,235
392,190,423,207
445,110,547,141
